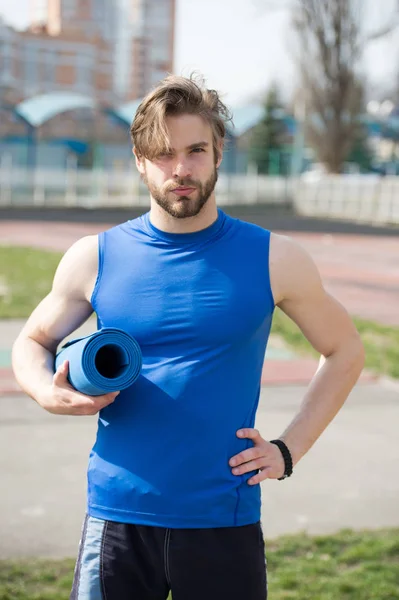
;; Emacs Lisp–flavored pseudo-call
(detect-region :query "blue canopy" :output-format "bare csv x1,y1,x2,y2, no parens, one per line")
15,92,97,127
111,99,143,126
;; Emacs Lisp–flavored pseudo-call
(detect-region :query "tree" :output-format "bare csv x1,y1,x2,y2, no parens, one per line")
347,124,374,172
260,0,399,173
248,84,287,174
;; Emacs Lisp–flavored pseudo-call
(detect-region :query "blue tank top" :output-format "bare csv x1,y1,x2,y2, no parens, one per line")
89,208,275,528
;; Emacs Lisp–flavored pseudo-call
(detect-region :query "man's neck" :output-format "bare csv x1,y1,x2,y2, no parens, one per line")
149,197,218,234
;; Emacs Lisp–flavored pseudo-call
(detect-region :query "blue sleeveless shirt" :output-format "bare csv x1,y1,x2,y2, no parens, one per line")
89,209,275,528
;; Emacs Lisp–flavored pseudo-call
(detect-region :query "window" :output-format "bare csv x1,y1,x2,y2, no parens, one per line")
147,0,172,29
1,42,12,77
94,0,111,33
62,0,77,19
43,51,56,87
149,31,170,62
24,44,38,91
75,53,93,91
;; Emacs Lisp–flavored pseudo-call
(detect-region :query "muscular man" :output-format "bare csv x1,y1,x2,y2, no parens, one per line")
12,74,365,600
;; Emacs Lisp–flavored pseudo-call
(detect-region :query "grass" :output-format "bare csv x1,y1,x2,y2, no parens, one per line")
271,307,399,379
352,317,399,379
0,246,62,319
266,528,399,600
1,245,399,379
0,529,398,599
0,560,75,600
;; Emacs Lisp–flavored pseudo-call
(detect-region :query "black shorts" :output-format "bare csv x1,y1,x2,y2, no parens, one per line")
70,515,267,599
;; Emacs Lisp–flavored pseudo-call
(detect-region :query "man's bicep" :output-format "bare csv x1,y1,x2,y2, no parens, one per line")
21,291,93,353
272,237,359,357
18,236,97,352
278,289,357,358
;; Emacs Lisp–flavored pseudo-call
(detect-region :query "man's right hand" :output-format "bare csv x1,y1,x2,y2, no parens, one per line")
41,360,120,416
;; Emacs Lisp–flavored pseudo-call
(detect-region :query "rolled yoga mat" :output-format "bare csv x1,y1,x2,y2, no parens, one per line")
55,327,142,396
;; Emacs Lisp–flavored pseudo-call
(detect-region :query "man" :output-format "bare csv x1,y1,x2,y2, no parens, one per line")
12,74,365,600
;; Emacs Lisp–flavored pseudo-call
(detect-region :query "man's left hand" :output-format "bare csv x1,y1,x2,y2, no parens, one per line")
229,429,285,485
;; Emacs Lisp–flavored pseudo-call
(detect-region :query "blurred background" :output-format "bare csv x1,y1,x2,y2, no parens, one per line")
0,4,399,598
0,0,398,223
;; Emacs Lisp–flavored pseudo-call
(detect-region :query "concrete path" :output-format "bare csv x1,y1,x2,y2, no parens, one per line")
0,382,398,559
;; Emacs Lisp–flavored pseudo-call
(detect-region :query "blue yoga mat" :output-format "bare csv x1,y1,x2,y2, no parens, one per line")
55,327,142,396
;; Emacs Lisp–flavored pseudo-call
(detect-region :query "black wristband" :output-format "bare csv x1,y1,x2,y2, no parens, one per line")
270,439,293,480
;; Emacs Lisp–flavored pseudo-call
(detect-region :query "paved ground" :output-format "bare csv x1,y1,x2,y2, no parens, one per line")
1,382,398,559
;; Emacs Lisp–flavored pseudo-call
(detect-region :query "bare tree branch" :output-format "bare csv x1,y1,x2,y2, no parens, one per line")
365,20,399,42
291,0,397,171
258,0,399,171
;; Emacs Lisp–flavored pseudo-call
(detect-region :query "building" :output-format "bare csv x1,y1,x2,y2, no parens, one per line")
31,0,119,97
0,16,114,106
0,1,176,168
30,0,117,42
0,0,176,106
29,0,176,102
31,0,117,102
128,0,176,100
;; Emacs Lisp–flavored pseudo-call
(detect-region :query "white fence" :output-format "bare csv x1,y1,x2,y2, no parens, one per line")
295,174,399,225
0,166,292,209
0,166,398,226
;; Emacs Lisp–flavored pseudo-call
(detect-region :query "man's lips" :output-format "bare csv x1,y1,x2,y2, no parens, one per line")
171,187,196,196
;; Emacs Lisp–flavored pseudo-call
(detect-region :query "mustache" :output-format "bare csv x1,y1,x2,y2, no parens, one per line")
164,179,199,191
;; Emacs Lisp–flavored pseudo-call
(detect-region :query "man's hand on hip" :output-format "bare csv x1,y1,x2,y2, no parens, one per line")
229,429,285,485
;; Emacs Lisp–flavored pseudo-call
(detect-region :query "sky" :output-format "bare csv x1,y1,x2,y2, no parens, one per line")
0,0,398,107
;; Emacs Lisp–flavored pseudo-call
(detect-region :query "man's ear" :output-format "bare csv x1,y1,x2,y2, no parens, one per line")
133,147,145,175
215,141,224,169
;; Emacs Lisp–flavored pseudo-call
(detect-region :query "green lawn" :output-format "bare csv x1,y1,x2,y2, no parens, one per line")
1,245,399,379
0,528,398,599
272,307,399,379
0,246,62,319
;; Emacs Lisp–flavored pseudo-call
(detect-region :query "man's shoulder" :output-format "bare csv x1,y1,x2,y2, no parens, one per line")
64,234,98,258
269,233,307,262
269,233,321,304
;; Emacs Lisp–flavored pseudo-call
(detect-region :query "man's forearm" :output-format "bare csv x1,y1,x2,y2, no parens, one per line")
12,336,56,405
278,338,365,466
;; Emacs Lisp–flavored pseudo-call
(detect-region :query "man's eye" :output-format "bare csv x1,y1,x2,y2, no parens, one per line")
191,148,205,153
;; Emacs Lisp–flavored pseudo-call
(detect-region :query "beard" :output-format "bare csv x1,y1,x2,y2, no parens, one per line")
142,167,218,219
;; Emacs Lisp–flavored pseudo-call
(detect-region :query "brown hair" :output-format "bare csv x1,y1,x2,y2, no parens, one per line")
130,73,232,162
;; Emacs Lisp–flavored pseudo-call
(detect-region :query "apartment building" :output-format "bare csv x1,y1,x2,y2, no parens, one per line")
126,0,176,100
0,0,176,106
0,20,114,105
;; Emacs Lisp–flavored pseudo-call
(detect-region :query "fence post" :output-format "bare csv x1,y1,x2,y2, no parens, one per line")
0,153,12,206
65,155,78,206
388,177,396,224
33,167,45,206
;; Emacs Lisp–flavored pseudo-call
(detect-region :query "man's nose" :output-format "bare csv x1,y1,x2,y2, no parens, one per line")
173,157,191,178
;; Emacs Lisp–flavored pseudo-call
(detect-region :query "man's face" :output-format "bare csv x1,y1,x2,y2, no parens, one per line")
135,114,222,219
